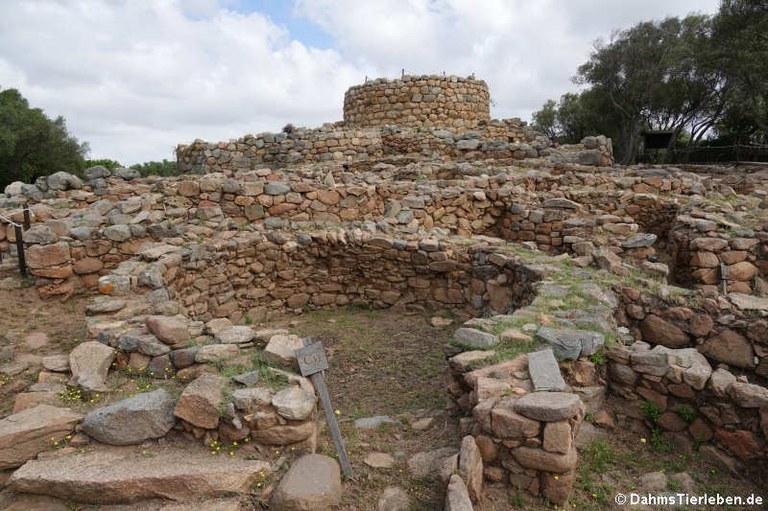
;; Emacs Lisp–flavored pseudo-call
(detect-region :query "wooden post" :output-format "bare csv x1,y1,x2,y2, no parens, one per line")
296,338,353,478
23,207,30,230
14,225,27,278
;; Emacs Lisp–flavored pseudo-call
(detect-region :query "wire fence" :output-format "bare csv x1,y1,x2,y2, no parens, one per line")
641,144,768,164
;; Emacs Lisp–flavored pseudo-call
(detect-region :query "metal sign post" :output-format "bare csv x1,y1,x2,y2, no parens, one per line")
295,338,353,478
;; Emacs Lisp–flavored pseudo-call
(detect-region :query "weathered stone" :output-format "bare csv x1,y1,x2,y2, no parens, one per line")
453,328,499,348
445,474,473,511
727,262,758,282
69,341,115,392
195,344,239,363
699,329,755,369
174,373,227,429
364,452,396,469
263,334,304,367
45,171,82,190
535,327,604,360
73,257,104,275
542,198,580,209
82,388,176,445
639,315,690,348
708,368,736,397
104,224,132,242
631,345,670,376
449,350,496,372
689,313,714,337
621,233,657,249
728,381,768,408
543,421,572,454
232,387,272,413
272,386,316,421
250,420,315,445
490,401,540,439
24,225,58,245
146,315,189,345
715,429,759,461
458,435,483,502
729,293,768,312
513,446,577,473
407,447,459,478
377,486,411,511
169,347,198,369
7,449,270,504
0,405,83,469
27,242,70,269
528,348,566,391
215,326,256,344
270,454,341,511
232,370,261,387
514,392,582,422
656,411,688,432
14,392,64,417
42,354,69,372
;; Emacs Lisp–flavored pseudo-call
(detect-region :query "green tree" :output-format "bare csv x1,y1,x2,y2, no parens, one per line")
710,0,768,144
84,158,123,170
531,99,557,140
130,159,179,177
0,87,88,188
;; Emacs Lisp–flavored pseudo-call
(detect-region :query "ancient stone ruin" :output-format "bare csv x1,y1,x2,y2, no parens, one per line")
0,74,767,509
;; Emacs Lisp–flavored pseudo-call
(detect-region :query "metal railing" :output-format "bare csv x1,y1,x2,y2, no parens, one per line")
0,206,30,277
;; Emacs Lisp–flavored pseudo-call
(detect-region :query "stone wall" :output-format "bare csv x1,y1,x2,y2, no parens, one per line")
343,75,491,129
176,122,614,175
107,232,541,322
4,163,767,300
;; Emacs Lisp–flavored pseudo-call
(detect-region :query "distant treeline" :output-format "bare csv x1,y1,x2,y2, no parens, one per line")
0,87,179,189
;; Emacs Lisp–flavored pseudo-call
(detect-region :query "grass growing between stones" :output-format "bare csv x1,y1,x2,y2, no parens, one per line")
482,427,766,511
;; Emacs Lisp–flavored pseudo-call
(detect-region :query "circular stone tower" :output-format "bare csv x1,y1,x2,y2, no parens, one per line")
343,74,491,129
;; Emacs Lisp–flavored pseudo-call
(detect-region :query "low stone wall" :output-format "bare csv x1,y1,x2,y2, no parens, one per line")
4,163,767,300
605,340,768,469
616,282,768,414
343,75,491,129
669,225,767,294
176,123,613,174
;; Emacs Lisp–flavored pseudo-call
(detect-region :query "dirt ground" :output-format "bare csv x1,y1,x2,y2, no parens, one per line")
1,289,766,510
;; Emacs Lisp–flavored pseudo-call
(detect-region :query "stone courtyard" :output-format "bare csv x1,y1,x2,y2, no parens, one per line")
0,75,767,510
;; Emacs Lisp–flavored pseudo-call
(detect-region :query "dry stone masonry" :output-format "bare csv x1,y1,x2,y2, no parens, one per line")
1,74,767,508
343,75,491,129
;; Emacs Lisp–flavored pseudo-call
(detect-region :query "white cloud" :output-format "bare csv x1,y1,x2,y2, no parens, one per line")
0,0,720,165
0,0,363,164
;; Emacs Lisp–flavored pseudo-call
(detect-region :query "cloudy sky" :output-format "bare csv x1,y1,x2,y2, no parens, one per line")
0,0,719,166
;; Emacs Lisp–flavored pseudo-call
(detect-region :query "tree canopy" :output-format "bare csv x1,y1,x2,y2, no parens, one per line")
0,87,88,189
531,1,768,163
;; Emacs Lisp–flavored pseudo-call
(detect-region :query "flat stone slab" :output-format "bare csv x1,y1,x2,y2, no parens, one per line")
527,349,566,392
729,293,768,311
270,454,341,511
622,233,657,249
453,328,499,348
0,405,83,469
514,392,582,422
82,388,176,445
449,350,496,372
8,448,270,504
535,326,604,360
